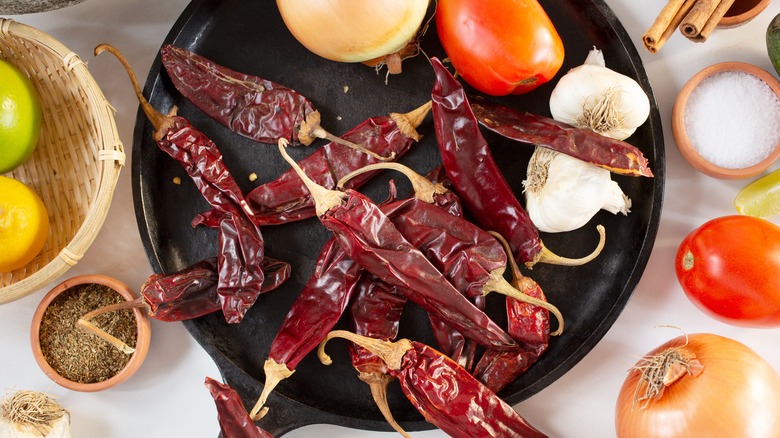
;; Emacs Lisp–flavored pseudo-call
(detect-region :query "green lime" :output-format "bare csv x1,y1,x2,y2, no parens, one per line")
0,59,42,174
735,169,780,218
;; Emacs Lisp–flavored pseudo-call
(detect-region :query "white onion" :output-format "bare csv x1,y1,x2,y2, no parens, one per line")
276,0,429,71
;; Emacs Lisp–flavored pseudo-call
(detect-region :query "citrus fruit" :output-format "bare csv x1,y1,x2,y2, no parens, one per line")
0,176,49,272
0,59,42,174
734,169,780,218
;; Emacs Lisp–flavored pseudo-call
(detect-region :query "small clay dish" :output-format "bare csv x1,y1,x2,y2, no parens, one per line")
672,61,780,179
30,274,151,392
718,0,771,28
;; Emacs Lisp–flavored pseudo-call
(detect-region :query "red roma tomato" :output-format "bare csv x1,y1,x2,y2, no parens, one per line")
675,215,780,327
435,0,564,96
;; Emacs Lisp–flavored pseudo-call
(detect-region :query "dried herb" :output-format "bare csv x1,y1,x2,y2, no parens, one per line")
38,284,137,384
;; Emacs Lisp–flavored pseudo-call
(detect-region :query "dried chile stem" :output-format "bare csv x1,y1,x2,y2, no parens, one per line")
318,330,411,371
483,270,563,336
337,162,448,203
391,101,431,141
537,224,606,267
277,138,346,216
359,371,411,438
249,359,294,420
298,111,395,161
75,298,145,355
95,44,171,140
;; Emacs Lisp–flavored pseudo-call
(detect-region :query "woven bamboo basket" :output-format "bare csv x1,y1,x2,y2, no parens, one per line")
0,19,124,303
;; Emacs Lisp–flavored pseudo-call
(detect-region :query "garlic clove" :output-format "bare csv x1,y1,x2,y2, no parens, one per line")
602,179,632,215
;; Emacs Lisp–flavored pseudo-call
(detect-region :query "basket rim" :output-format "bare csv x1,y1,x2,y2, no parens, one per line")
0,18,125,304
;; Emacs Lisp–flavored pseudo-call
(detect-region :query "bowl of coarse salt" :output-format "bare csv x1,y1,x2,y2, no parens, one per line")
672,61,780,179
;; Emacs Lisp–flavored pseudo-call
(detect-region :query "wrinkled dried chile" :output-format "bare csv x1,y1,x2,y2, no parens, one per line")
161,45,316,145
250,184,404,420
470,98,654,177
321,332,548,438
141,256,290,322
430,57,544,267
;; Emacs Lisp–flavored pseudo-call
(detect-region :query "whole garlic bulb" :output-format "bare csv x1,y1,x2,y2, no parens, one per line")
523,148,631,233
549,48,650,141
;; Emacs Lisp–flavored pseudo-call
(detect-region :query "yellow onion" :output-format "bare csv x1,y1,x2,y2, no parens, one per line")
615,333,780,438
276,0,429,73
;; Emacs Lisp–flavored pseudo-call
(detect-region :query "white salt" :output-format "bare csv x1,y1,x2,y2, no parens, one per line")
684,70,780,169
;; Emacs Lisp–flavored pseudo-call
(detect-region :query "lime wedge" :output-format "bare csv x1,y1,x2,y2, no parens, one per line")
735,169,780,218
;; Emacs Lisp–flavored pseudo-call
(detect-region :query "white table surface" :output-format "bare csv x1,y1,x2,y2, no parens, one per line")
3,1,780,436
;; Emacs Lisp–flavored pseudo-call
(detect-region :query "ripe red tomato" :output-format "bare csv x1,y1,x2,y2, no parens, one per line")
675,215,780,327
435,0,564,96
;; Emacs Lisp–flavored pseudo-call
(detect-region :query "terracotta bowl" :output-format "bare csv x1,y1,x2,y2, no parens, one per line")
672,61,780,179
718,0,771,28
30,274,151,392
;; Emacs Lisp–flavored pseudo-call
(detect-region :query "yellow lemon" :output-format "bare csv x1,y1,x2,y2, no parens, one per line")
0,59,42,174
735,169,780,218
0,176,49,272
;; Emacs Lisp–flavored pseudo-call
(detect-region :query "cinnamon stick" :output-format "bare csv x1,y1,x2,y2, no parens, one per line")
680,0,726,38
687,0,737,42
643,0,697,53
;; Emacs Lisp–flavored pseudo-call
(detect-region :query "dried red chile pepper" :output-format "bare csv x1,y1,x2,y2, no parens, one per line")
98,44,266,323
319,331,548,438
250,235,364,419
430,57,544,267
205,377,274,438
469,98,654,177
382,196,564,335
161,44,316,145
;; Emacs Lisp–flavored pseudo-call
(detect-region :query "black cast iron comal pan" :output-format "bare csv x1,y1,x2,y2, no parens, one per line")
131,0,665,435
